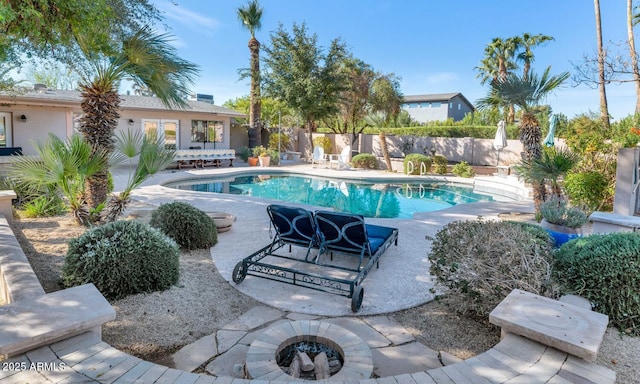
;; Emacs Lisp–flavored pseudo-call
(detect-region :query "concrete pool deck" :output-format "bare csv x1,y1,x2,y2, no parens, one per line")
118,162,535,317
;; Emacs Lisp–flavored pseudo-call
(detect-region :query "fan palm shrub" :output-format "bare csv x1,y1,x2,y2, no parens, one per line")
102,129,176,222
513,146,580,200
9,134,108,224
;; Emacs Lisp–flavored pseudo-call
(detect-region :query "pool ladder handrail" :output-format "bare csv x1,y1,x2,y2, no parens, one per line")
405,161,427,176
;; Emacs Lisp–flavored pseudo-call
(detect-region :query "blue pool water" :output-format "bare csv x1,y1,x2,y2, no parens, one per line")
166,174,495,218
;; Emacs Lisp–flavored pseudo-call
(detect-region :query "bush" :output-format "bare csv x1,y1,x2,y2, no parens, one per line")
238,146,252,161
149,202,218,250
21,194,66,218
451,161,475,178
268,133,290,152
564,171,608,211
403,154,431,175
539,195,589,228
351,153,377,169
62,220,179,300
312,136,332,154
554,232,640,335
432,155,448,174
428,219,557,318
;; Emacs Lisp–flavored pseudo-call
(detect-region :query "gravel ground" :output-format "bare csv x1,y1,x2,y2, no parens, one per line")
9,208,639,382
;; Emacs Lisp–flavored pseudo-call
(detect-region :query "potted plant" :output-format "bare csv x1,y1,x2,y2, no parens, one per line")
539,195,589,247
258,151,270,167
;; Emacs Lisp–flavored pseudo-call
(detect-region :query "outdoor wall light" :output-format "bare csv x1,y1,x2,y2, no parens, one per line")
128,118,134,125
20,114,27,123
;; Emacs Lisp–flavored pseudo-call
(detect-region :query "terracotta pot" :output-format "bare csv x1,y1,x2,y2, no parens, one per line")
248,157,259,166
206,212,236,233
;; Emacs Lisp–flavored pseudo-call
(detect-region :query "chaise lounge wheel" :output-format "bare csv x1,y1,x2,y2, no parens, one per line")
351,286,364,312
232,262,247,283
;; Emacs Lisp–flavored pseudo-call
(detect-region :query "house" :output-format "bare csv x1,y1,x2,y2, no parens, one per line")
0,88,245,157
401,92,474,123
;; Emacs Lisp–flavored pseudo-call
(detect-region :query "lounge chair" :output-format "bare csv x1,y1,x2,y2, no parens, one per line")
314,210,398,271
232,205,399,312
266,204,318,261
311,145,326,167
328,146,351,169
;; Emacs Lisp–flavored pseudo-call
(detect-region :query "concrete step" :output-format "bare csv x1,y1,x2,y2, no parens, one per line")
0,284,115,357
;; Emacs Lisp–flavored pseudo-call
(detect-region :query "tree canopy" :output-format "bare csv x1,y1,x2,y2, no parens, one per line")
262,22,348,132
0,0,161,72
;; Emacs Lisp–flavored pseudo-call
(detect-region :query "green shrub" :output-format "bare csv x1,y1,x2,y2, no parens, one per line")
252,145,268,158
149,202,218,250
428,219,557,318
451,161,475,178
268,133,290,152
564,171,608,211
62,220,179,300
21,194,66,218
554,232,640,335
539,196,589,228
403,154,431,175
266,148,280,165
238,146,252,161
312,136,332,154
432,155,448,174
351,153,377,169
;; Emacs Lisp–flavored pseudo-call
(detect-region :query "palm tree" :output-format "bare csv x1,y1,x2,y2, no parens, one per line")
518,33,554,80
477,37,521,123
627,0,640,113
477,67,570,214
237,0,264,148
79,26,198,214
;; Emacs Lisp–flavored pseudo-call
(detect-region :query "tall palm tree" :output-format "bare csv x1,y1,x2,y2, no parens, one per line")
518,33,554,80
79,26,198,214
628,0,640,113
477,67,570,214
237,0,264,148
477,37,521,123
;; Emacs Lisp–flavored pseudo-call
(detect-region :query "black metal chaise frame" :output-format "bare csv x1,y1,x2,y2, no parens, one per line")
231,204,399,312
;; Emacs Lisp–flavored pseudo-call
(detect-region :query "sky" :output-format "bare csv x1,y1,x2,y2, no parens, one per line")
148,0,638,120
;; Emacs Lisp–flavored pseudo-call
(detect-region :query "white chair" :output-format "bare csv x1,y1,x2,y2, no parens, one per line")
329,146,351,170
311,146,326,167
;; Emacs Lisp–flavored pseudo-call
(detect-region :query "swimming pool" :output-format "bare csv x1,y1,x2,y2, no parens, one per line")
166,173,497,218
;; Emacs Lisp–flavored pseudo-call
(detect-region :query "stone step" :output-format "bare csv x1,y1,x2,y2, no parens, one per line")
489,289,608,362
0,284,115,357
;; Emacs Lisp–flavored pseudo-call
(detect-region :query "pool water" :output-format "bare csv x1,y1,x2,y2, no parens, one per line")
167,174,495,218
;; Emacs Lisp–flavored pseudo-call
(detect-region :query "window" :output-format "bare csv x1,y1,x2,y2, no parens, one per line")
191,120,223,144
0,113,10,147
142,119,179,149
449,102,453,109
432,102,441,108
458,103,461,110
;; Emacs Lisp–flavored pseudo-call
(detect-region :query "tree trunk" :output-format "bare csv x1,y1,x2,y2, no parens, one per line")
379,131,393,171
594,0,611,129
627,0,640,113
249,37,262,146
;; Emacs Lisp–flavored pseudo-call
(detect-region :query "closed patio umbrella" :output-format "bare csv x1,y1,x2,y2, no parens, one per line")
493,120,507,165
543,115,557,147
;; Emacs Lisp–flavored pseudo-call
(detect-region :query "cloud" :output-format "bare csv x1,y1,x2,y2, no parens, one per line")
155,1,220,32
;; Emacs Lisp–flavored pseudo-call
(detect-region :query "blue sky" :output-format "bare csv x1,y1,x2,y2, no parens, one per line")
150,0,637,120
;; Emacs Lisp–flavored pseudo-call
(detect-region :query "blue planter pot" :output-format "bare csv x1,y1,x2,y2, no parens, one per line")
541,219,582,247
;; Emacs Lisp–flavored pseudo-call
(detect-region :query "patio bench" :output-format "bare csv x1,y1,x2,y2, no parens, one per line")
174,149,235,169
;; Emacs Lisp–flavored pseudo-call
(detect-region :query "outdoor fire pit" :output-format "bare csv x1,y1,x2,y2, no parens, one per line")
245,320,373,381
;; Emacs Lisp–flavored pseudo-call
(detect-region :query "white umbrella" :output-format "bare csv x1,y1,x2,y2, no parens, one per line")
493,120,508,165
